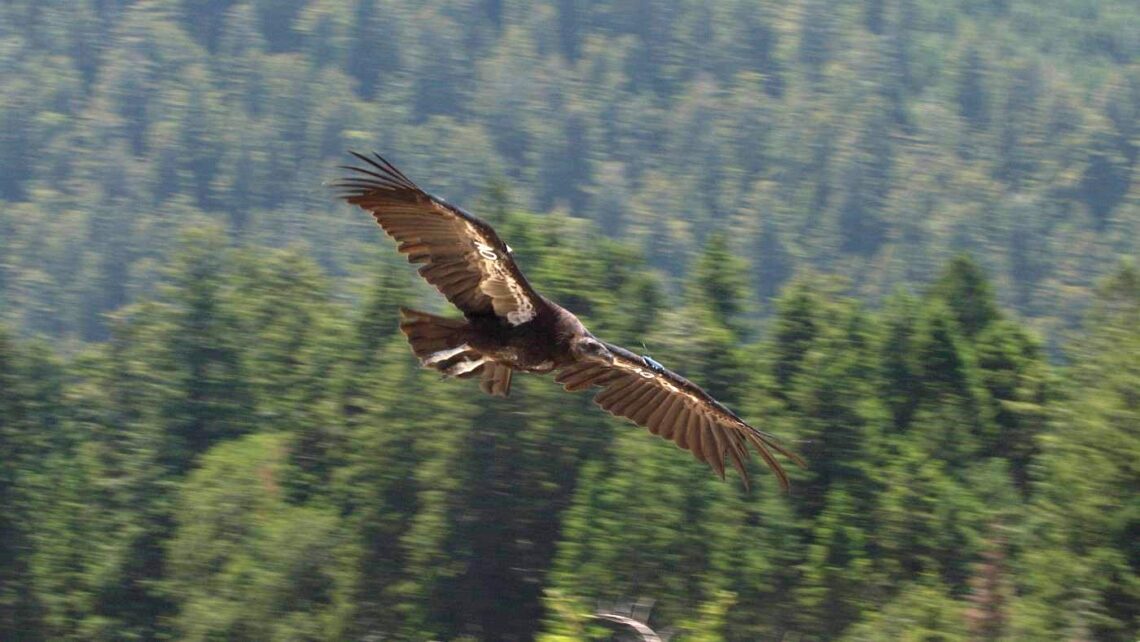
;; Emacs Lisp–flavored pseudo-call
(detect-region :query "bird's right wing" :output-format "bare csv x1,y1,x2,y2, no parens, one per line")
555,343,805,490
334,152,545,325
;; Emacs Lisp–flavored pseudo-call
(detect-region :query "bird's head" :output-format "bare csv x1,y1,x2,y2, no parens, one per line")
573,336,614,364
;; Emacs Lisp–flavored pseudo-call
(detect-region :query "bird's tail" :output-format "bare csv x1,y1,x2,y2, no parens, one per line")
398,308,512,396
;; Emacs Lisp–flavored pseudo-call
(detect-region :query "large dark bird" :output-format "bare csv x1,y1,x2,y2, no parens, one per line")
334,153,804,489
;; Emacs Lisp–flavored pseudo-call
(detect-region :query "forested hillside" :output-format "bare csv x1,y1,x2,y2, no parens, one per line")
3,221,1137,640
0,1,1137,641
0,0,1137,340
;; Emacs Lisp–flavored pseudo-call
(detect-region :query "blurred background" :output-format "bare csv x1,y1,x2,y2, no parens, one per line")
0,0,1137,640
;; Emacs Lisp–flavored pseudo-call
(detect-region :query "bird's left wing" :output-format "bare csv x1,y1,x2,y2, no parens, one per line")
334,152,544,325
555,343,805,490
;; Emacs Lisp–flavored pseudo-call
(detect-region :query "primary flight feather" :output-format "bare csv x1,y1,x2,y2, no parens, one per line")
334,152,805,489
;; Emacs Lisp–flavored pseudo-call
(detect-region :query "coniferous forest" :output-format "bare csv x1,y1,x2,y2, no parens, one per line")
1,1,1137,640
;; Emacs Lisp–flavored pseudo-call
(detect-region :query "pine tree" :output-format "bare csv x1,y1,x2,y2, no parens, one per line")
1013,265,1140,640
346,0,400,100
771,282,820,395
928,255,1000,339
957,44,990,130
167,433,349,640
880,291,922,430
0,329,47,640
690,232,751,341
157,228,254,472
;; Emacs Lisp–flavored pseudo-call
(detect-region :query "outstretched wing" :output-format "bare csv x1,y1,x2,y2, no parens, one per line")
555,343,805,490
334,152,544,325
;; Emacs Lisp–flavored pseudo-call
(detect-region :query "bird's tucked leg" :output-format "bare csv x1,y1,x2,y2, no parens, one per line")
439,351,486,377
422,344,473,366
480,361,513,397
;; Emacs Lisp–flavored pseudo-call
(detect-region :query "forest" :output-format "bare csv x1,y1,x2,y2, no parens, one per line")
0,0,1137,640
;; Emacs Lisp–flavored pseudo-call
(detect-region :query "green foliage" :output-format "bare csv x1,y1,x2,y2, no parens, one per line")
1,0,1137,341
0,2,1137,641
2,217,1136,641
839,578,970,642
155,227,256,472
0,329,51,639
168,433,350,641
1010,264,1140,640
690,232,751,339
771,281,821,394
929,256,1001,339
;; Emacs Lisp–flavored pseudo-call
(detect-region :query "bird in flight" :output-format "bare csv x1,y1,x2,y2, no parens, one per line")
334,153,804,489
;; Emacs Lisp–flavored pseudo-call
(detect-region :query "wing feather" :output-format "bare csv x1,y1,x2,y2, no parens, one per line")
621,383,661,417
608,381,657,416
559,343,804,490
674,404,695,451
335,153,545,324
631,389,666,425
702,419,725,480
647,395,681,436
728,440,750,490
744,430,790,491
557,365,607,391
594,375,640,405
690,414,708,463
662,405,687,441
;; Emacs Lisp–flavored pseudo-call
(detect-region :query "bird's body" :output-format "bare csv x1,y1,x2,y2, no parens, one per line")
464,298,582,373
334,152,805,489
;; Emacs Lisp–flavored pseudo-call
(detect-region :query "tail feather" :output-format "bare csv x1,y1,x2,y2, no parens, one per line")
399,308,468,360
400,308,511,393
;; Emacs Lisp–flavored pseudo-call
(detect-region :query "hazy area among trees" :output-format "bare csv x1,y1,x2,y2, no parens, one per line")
0,0,1137,640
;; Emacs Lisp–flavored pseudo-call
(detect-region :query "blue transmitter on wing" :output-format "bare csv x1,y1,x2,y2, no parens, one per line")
640,355,666,373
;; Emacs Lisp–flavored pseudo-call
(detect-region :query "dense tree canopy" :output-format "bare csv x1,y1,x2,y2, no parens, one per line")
0,0,1136,342
0,1,1137,640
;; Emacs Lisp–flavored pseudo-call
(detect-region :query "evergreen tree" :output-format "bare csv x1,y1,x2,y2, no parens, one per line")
0,330,47,640
928,255,1000,339
345,0,400,100
797,0,836,84
690,231,750,340
771,281,820,395
1013,265,1140,640
0,3,1137,640
167,433,349,641
880,291,922,430
957,43,990,130
157,228,254,472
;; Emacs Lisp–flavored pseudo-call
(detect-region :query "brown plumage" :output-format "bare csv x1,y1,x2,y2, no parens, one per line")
334,152,805,490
